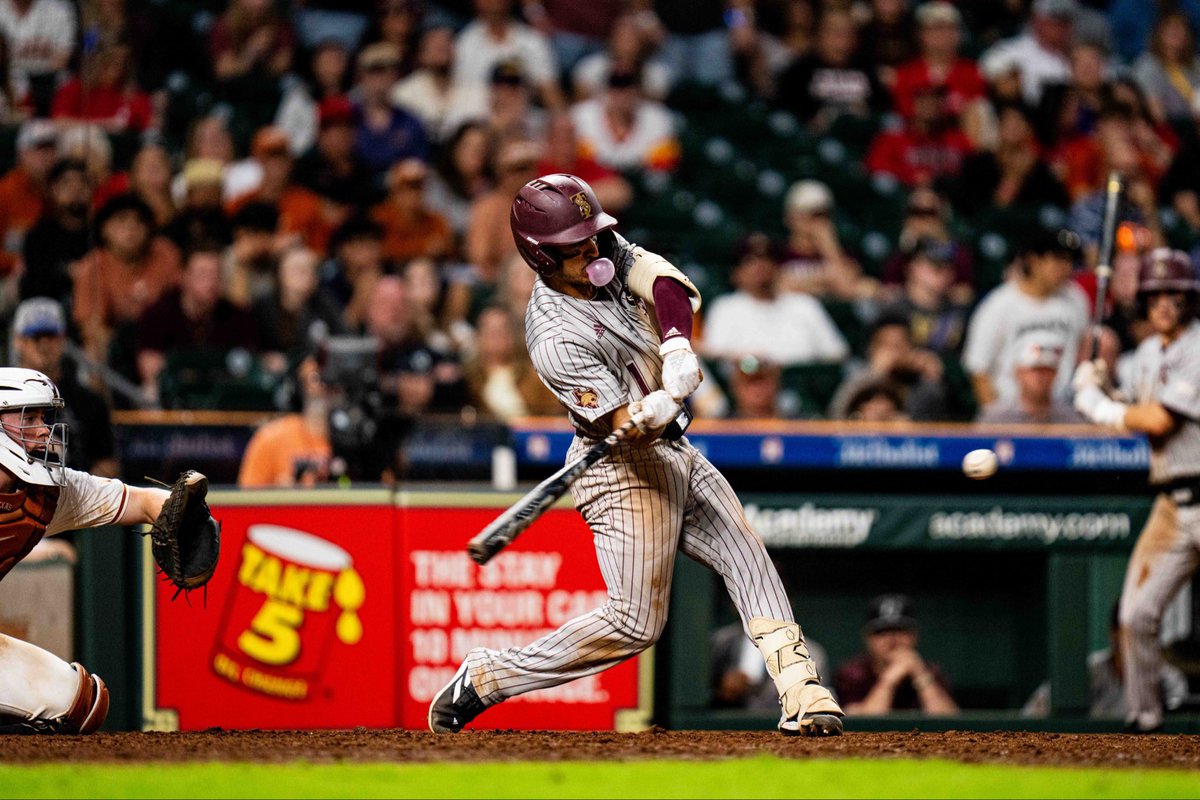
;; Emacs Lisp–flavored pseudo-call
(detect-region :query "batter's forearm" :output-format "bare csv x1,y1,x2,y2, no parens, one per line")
1123,403,1177,438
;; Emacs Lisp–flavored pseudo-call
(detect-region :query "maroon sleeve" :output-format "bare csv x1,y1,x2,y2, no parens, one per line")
651,276,694,343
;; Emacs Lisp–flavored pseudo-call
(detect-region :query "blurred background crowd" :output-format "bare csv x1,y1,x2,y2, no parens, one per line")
0,0,1198,485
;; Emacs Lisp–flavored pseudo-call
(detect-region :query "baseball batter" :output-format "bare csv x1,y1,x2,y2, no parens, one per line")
429,174,843,736
1073,248,1200,732
0,368,180,734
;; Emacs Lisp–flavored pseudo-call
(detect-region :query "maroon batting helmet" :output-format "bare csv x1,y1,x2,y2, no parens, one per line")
510,174,618,275
1137,248,1199,295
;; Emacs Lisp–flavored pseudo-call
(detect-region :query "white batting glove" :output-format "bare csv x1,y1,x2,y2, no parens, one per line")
1074,383,1127,429
659,338,702,401
1071,359,1107,393
628,390,680,433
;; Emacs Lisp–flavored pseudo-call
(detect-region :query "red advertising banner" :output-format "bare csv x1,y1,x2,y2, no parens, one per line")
152,502,397,730
149,493,646,732
397,507,642,731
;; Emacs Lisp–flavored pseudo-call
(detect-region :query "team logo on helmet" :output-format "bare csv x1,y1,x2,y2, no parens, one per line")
572,387,600,408
570,191,593,220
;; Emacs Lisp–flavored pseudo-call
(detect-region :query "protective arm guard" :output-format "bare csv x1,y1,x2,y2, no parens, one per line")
626,246,702,312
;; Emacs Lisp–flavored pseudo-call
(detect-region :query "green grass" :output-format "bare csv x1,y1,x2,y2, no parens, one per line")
1,756,1197,799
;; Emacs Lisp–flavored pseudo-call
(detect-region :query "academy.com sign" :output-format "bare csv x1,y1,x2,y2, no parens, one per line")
928,508,1132,544
744,503,877,547
742,495,1145,549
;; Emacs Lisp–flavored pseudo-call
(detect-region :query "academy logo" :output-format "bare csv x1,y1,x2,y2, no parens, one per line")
570,191,592,219
572,387,600,409
592,323,605,339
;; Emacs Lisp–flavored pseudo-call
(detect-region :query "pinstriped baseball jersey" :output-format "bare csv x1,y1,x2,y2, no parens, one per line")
1117,318,1200,730
1129,320,1200,483
526,233,664,440
460,235,807,710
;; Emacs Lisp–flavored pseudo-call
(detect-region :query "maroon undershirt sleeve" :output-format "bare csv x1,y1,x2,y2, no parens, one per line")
651,276,694,343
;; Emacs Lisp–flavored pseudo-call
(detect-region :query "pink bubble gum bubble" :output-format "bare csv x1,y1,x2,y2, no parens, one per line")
585,257,615,286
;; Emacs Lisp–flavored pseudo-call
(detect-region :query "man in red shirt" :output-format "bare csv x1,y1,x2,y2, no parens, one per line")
891,2,986,134
866,83,974,187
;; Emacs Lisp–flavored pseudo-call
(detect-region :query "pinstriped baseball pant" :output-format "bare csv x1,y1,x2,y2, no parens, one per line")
466,437,793,705
1118,494,1200,728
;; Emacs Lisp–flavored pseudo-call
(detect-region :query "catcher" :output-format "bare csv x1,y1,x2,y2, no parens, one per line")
0,368,219,734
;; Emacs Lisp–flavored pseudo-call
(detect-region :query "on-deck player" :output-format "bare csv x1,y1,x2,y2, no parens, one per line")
1072,248,1200,732
429,174,844,736
0,368,186,733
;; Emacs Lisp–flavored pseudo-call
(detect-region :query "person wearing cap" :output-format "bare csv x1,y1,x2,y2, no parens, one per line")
775,7,887,129
879,235,971,357
978,0,1075,106
949,101,1069,219
701,231,849,367
19,158,91,308
466,137,542,281
392,25,488,142
72,193,183,375
474,58,549,143
293,96,376,214
834,594,959,715
451,0,564,113
726,354,786,419
0,119,57,277
569,62,680,173
829,313,949,421
370,158,453,264
10,297,117,476
961,228,1090,408
364,274,466,417
865,80,973,188
779,179,877,301
976,331,1085,424
353,41,429,174
229,126,330,254
883,187,974,304
163,159,232,253
891,2,986,131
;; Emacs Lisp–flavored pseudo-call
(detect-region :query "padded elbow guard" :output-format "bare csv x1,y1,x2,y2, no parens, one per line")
626,246,702,312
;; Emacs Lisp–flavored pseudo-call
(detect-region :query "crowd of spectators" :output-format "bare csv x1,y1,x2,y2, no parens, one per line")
0,0,1196,483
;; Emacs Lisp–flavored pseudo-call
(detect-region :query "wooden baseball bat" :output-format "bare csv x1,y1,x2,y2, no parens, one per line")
1090,171,1123,360
468,419,638,565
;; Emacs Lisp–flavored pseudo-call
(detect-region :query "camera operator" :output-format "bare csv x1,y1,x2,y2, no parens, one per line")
238,356,334,487
829,313,950,421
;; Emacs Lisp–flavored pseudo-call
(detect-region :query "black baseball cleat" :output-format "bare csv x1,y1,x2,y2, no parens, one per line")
428,663,487,734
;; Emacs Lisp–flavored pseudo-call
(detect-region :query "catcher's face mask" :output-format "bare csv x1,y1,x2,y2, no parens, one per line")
1,404,68,485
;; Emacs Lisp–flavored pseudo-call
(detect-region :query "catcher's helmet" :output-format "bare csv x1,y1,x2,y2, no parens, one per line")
510,174,617,275
0,367,67,486
1137,248,1199,295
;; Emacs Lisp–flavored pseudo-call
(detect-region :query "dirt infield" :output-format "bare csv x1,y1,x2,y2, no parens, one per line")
2,730,1198,769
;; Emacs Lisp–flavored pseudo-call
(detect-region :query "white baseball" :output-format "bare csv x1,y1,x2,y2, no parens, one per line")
962,448,998,480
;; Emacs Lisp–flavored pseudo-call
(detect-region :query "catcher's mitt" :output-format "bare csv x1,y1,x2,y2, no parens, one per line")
146,470,220,597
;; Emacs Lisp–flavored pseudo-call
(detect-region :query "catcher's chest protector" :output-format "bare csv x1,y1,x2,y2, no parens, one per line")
0,484,60,582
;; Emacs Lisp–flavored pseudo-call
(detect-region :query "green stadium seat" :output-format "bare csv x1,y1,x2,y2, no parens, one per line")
778,362,845,418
